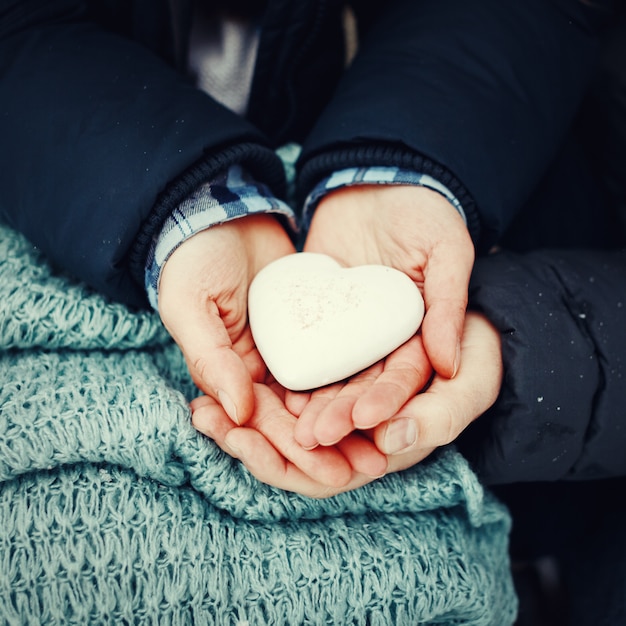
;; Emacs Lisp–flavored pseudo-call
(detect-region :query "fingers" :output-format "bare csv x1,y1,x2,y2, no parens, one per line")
293,372,381,450
193,383,388,493
335,432,388,478
283,389,312,417
166,297,256,424
293,335,430,450
225,427,346,497
292,382,345,449
290,374,391,477
374,312,503,457
421,235,474,378
372,389,461,456
192,395,347,496
249,384,356,487
194,383,354,488
351,335,432,428
224,427,375,498
191,393,241,452
224,426,385,497
420,300,465,380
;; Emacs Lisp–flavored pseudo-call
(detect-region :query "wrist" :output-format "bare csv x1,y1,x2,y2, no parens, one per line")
303,166,467,231
145,164,297,310
233,214,296,277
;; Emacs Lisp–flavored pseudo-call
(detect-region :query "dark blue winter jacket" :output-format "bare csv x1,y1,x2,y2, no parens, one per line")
0,0,610,306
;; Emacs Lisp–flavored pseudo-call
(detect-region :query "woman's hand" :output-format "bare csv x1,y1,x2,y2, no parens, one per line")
158,214,295,424
191,382,388,498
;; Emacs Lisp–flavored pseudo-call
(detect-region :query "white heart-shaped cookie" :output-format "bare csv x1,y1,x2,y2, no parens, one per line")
248,253,424,391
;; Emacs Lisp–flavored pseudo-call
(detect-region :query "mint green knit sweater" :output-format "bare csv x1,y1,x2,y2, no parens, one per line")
0,216,517,625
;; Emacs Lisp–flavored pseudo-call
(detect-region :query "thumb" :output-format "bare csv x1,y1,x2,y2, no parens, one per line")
373,387,461,456
375,312,503,456
421,242,473,378
165,298,255,425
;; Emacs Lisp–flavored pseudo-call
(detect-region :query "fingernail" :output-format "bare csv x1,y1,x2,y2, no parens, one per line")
383,418,417,455
218,390,239,425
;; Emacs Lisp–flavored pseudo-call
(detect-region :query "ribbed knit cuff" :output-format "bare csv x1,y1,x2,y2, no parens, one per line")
130,142,287,289
297,144,480,242
144,164,297,310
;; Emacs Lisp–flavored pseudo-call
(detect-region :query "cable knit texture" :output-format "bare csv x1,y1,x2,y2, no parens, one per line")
0,210,516,624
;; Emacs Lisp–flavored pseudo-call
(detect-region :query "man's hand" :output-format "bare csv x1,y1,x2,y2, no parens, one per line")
305,184,474,378
158,214,295,424
373,312,503,474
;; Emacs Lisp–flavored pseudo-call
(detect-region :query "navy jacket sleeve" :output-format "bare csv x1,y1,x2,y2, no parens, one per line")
0,0,286,308
458,247,626,485
298,0,610,250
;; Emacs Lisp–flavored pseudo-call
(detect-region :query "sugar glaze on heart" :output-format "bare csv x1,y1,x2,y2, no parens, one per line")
248,253,424,391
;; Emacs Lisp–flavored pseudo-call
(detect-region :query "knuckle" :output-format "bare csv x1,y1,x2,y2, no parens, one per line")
189,355,216,393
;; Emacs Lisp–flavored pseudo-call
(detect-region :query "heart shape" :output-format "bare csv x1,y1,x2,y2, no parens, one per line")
248,253,424,391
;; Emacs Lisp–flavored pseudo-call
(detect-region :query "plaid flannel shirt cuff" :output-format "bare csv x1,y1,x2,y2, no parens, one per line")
145,164,297,310
302,166,467,229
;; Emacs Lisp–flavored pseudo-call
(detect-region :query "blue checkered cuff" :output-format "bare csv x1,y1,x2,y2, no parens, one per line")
302,166,466,229
145,164,465,310
144,164,297,310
